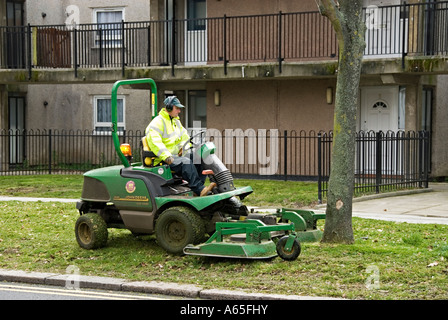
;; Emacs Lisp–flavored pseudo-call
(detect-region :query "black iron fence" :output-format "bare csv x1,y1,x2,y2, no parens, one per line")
1,2,448,76
317,130,430,203
0,129,430,201
0,129,140,174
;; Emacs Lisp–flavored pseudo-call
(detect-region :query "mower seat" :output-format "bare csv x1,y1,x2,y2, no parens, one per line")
141,137,156,167
141,137,187,187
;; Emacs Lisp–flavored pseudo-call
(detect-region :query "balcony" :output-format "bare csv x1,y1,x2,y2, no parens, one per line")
1,2,448,83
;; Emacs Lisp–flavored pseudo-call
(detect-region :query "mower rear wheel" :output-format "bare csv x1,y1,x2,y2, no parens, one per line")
276,236,301,261
155,206,205,254
75,213,108,250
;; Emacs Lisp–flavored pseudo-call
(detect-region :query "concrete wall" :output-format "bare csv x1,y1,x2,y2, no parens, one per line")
26,0,150,25
432,75,448,177
207,0,317,17
206,79,335,132
23,0,152,132
26,83,152,132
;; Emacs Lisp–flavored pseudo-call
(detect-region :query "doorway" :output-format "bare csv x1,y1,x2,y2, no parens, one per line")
5,0,26,68
360,86,399,132
8,96,26,164
359,86,399,175
185,0,207,65
363,0,408,57
166,89,207,130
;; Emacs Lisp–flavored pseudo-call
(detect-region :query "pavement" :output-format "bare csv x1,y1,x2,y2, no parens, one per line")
347,182,448,225
0,182,447,300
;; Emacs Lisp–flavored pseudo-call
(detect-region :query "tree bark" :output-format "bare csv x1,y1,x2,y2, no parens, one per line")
317,0,365,243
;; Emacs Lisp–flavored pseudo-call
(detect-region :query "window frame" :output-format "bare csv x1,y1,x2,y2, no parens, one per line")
187,0,206,31
92,7,125,48
187,90,207,129
93,95,126,134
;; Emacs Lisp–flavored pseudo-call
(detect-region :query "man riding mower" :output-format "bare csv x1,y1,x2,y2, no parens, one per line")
75,78,324,261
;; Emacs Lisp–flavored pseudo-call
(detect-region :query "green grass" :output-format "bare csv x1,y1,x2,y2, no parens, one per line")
0,175,83,199
0,175,319,208
1,175,448,299
234,179,318,208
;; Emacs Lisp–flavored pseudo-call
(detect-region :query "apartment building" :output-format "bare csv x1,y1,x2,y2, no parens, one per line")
0,0,447,179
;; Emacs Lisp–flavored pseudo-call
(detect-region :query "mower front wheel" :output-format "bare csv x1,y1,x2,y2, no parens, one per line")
155,206,205,255
75,213,108,250
276,235,301,261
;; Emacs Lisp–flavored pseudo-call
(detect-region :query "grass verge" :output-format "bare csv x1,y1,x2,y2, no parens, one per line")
1,175,448,299
0,175,319,208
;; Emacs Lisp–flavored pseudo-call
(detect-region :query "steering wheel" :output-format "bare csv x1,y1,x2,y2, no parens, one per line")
181,130,206,154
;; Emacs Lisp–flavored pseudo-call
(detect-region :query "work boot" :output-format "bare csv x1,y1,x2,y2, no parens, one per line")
200,182,217,197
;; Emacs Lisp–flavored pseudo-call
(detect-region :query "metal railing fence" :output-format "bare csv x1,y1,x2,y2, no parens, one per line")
0,129,430,201
1,2,448,76
317,130,430,202
0,129,144,175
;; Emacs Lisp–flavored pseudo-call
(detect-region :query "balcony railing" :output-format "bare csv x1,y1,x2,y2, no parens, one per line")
1,2,448,77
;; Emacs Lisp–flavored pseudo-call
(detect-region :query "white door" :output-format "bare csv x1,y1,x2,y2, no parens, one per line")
360,86,399,175
363,0,407,57
185,0,207,65
361,86,398,132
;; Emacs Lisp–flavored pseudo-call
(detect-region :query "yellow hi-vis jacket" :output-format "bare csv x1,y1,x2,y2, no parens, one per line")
145,108,190,165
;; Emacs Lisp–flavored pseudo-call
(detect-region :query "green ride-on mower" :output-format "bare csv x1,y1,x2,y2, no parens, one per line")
75,78,324,261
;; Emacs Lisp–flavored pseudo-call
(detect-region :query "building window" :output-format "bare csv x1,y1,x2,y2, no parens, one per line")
421,88,433,132
372,101,388,109
8,95,26,164
6,0,24,27
94,95,125,133
187,90,207,129
187,0,206,31
6,0,25,68
93,8,124,48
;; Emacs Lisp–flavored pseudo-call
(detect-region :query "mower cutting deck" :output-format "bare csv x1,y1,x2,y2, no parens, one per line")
183,208,324,260
184,219,301,260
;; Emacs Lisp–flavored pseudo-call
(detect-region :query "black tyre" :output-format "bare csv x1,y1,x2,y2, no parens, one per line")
75,213,108,250
276,236,301,261
155,206,205,254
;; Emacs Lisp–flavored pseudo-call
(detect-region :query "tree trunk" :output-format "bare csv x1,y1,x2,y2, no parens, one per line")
317,0,365,243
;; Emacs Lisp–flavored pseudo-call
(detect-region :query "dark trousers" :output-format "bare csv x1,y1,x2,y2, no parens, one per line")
169,153,206,195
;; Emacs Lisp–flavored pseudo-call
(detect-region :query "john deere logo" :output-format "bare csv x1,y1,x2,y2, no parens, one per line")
125,180,136,193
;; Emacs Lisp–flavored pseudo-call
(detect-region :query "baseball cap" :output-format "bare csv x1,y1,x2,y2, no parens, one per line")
164,96,185,108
